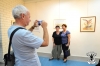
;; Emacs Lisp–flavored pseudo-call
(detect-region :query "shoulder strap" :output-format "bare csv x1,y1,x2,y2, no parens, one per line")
8,27,25,60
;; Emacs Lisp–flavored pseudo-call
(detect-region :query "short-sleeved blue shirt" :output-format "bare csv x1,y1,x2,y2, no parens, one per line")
8,25,43,66
61,30,70,44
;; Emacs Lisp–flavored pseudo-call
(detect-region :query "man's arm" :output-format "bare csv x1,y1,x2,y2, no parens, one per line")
29,26,35,32
41,27,49,47
29,20,38,32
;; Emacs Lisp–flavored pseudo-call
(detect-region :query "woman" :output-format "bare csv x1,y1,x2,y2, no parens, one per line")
61,24,71,63
49,26,62,60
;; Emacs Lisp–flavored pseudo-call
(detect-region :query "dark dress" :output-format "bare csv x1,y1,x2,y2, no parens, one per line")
51,31,62,58
61,30,70,59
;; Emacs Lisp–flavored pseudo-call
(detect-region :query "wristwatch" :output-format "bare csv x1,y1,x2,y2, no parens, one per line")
32,26,35,29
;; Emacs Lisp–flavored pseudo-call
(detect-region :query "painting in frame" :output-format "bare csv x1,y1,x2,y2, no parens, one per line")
33,26,40,32
80,16,96,32
53,19,66,28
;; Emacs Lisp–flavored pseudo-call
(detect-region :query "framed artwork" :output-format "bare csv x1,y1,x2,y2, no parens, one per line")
80,16,96,32
33,26,40,32
53,19,66,28
11,20,15,25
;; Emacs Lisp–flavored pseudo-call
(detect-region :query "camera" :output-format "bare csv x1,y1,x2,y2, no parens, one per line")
38,20,42,26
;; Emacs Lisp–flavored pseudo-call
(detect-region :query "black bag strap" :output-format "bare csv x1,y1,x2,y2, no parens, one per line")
8,27,25,60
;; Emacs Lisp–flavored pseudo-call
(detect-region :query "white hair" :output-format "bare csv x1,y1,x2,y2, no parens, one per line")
12,5,29,19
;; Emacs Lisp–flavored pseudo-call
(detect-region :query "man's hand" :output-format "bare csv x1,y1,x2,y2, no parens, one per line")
33,20,38,27
41,21,47,28
29,20,38,32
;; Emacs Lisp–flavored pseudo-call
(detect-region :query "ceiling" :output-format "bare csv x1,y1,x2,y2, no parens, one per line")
23,0,53,2
23,0,67,2
24,0,86,2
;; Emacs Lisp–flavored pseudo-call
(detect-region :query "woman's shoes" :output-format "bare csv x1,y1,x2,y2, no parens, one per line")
49,57,54,61
49,57,60,61
49,57,67,62
63,59,67,63
57,58,60,60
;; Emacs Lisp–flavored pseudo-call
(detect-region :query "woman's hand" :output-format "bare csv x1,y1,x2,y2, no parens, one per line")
53,44,55,47
66,44,70,46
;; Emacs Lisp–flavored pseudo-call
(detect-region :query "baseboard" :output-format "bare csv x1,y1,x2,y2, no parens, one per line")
37,52,99,63
0,58,4,63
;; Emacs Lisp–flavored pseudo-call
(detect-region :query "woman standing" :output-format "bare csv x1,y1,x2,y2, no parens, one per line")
61,24,71,63
49,26,62,60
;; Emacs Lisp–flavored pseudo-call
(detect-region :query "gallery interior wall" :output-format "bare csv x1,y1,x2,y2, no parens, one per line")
25,0,100,58
0,0,24,62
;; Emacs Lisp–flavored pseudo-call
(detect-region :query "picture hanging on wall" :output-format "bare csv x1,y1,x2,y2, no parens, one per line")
80,16,96,32
33,26,40,32
53,19,66,28
11,20,15,25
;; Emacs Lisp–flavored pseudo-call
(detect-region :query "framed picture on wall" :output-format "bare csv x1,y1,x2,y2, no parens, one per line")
11,20,15,25
80,16,96,32
33,26,40,32
53,19,66,28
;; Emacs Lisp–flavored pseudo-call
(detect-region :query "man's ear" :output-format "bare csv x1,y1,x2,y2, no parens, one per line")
20,13,25,19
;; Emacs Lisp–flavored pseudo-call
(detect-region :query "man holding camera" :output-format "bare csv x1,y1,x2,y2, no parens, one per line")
8,5,49,66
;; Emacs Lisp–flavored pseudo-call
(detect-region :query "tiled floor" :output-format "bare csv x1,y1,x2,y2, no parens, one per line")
0,57,96,66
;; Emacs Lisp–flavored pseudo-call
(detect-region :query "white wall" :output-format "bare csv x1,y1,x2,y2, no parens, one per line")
25,0,100,58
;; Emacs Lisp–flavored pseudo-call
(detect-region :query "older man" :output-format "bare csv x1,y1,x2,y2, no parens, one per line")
8,5,49,66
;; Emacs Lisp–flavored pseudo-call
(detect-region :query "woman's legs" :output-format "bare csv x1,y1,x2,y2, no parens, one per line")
64,45,69,58
49,45,62,60
57,45,62,59
49,45,57,60
62,44,65,59
62,44,69,62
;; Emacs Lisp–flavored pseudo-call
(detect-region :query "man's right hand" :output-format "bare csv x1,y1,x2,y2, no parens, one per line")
41,21,47,28
33,20,38,27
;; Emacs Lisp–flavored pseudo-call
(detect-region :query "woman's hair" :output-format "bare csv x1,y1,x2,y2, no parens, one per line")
55,25,60,28
62,24,67,28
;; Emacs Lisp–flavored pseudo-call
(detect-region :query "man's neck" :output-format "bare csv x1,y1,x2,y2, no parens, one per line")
15,19,25,27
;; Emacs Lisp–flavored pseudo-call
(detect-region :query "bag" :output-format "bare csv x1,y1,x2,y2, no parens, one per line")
65,48,70,57
65,31,71,57
3,27,25,66
4,51,15,66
